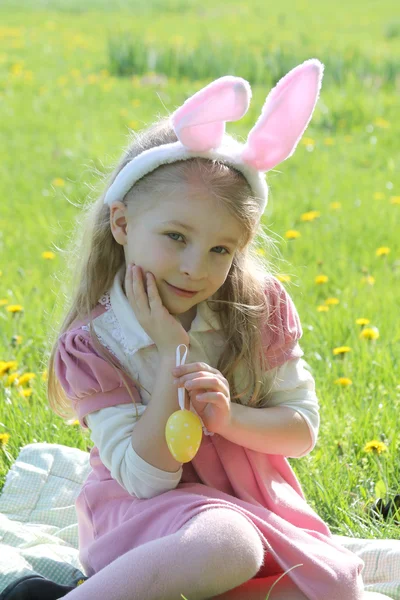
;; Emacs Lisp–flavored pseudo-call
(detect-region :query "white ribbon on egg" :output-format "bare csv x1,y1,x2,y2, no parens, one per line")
176,344,214,437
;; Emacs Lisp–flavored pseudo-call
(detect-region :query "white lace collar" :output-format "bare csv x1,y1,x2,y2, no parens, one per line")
98,265,222,353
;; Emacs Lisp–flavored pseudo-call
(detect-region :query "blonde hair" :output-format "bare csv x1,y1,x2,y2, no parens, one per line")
46,115,287,424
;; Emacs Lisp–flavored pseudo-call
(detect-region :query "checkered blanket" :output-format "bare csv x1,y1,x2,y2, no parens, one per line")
0,443,399,597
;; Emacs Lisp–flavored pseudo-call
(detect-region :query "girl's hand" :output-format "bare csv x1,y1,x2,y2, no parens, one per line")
172,361,232,435
125,263,190,355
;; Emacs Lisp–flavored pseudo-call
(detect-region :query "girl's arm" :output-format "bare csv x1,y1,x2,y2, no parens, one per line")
218,357,319,457
131,352,184,473
219,403,312,457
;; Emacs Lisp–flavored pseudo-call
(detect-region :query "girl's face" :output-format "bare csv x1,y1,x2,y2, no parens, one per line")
110,182,243,324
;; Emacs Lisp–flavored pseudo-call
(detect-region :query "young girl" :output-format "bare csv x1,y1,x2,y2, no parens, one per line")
12,60,391,600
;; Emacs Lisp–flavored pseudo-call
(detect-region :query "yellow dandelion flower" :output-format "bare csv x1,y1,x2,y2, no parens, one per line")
52,178,65,187
333,346,352,356
329,202,341,210
317,305,329,312
363,440,388,454
276,274,291,282
0,299,8,306
6,372,20,386
390,196,400,204
285,230,301,240
11,63,23,75
360,327,379,340
129,120,139,129
0,433,11,447
315,275,329,284
42,251,56,260
325,298,339,305
374,118,390,129
356,318,370,326
0,361,18,376
57,76,68,86
87,74,99,84
71,420,81,426
374,192,385,200
376,247,390,257
6,304,23,313
0,270,2,276
11,335,23,346
131,99,141,107
76,579,86,586
324,138,335,145
20,388,32,398
17,372,36,385
301,137,315,146
301,210,321,222
334,377,353,386
361,275,375,285
41,370,48,381
255,248,266,256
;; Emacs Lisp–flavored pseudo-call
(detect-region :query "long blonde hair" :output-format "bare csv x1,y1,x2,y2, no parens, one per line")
46,116,288,423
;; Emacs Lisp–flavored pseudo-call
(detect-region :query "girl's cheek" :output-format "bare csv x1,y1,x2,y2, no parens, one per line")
154,241,174,264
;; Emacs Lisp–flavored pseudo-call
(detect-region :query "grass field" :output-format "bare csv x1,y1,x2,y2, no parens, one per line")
0,0,399,544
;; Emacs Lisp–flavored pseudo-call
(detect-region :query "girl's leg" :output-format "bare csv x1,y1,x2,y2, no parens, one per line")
62,507,265,600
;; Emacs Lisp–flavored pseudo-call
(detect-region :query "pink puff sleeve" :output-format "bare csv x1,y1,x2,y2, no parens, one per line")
54,327,142,429
261,277,305,370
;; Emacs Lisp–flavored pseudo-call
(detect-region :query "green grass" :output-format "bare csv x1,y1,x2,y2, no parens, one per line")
0,0,399,551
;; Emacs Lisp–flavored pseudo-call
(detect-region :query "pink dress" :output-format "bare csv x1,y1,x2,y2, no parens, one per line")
54,283,365,600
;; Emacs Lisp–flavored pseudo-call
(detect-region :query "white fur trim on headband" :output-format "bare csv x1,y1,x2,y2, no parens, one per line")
104,138,269,212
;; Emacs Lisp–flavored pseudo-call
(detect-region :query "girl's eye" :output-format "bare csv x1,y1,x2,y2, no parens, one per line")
167,232,183,242
166,233,229,255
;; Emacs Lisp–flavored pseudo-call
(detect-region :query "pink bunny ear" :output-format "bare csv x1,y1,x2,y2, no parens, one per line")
171,76,251,152
241,59,324,171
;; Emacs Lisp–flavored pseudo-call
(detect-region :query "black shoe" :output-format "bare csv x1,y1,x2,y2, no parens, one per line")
0,574,86,600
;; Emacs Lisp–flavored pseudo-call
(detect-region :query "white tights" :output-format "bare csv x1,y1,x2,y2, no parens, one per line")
62,507,265,600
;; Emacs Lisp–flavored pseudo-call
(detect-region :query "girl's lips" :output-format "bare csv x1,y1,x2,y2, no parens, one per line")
165,281,198,297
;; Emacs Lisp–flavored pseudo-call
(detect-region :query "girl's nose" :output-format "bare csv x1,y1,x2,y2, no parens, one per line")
181,263,208,280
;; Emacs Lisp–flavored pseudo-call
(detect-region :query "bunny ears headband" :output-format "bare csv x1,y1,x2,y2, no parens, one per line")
104,58,324,213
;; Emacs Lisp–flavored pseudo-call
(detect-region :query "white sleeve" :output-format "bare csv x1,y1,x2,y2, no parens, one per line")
262,357,320,458
85,404,183,499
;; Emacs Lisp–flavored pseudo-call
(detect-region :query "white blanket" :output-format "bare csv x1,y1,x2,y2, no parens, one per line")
0,443,399,597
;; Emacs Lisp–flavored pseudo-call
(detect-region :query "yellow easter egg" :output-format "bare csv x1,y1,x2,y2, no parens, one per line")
165,409,203,463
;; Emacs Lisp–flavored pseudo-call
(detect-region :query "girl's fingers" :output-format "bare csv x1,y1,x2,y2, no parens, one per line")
146,273,162,308
182,376,229,397
132,267,150,310
174,363,221,376
196,392,220,403
145,272,156,295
